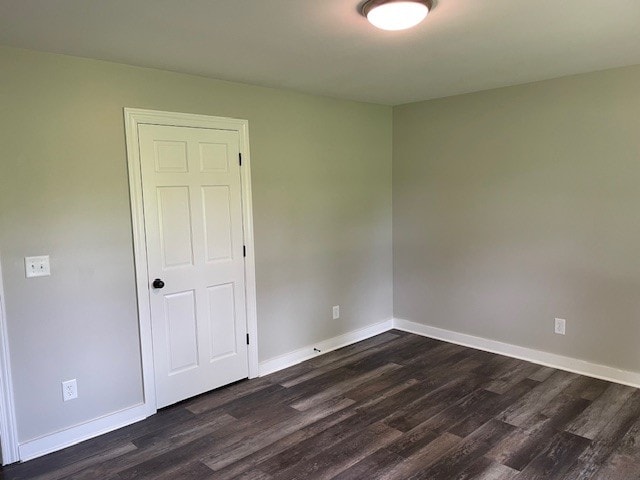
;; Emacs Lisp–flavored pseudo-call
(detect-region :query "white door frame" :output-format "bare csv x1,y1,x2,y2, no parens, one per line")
123,108,259,417
0,253,20,465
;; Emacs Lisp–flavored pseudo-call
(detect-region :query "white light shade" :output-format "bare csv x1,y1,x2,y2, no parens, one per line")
366,1,429,31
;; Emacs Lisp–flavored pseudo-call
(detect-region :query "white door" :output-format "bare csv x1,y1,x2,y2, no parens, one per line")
138,124,249,408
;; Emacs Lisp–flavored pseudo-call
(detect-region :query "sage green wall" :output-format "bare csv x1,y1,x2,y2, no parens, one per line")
0,46,392,442
393,65,640,373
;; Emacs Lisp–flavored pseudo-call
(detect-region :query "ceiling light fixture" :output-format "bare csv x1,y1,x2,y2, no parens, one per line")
361,0,433,31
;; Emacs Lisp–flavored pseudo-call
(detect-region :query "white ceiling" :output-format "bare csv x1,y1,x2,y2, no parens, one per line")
1,0,639,105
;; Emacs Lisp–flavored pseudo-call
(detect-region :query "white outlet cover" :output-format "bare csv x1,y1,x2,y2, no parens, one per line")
554,318,566,335
25,255,50,278
332,305,340,320
62,379,78,401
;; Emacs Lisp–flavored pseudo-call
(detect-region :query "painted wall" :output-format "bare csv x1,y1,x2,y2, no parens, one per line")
0,46,393,443
394,65,640,373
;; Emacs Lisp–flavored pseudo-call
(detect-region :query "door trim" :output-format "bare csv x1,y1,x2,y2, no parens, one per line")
123,108,259,417
0,252,19,464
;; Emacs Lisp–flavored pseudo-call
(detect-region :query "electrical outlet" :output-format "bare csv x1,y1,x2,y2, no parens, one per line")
554,318,566,335
332,305,340,320
62,379,78,401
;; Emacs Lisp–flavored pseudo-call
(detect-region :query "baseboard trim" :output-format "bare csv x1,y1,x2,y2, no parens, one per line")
18,317,640,462
393,318,640,389
18,403,150,462
258,319,394,377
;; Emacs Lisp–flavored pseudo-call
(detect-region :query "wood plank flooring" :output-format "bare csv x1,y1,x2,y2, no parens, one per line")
2,330,640,479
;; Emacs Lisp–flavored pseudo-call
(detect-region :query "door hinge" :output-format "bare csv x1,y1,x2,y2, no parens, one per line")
239,153,242,166
246,333,250,345
243,245,246,257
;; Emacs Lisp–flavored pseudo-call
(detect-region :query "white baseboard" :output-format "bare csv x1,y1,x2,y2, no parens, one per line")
17,319,395,462
258,319,394,377
393,318,640,389
17,317,640,463
18,403,150,462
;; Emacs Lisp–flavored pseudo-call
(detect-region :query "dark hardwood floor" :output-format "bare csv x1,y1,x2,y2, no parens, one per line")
2,330,640,479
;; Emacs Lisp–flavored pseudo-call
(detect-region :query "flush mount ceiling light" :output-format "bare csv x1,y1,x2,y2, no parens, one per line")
361,0,433,31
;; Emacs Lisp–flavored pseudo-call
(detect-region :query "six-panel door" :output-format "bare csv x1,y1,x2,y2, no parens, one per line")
138,124,248,408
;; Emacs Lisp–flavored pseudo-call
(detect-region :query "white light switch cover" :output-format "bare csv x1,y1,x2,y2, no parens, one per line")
25,256,50,278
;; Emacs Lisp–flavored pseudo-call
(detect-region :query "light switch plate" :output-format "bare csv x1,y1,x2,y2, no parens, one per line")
25,256,50,278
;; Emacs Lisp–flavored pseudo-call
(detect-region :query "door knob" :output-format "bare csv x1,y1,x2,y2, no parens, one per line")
152,278,165,289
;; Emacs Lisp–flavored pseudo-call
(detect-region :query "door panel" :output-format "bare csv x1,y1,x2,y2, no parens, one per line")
157,186,194,268
138,124,248,408
207,283,237,359
154,141,188,173
164,290,198,373
200,143,230,172
202,186,233,261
